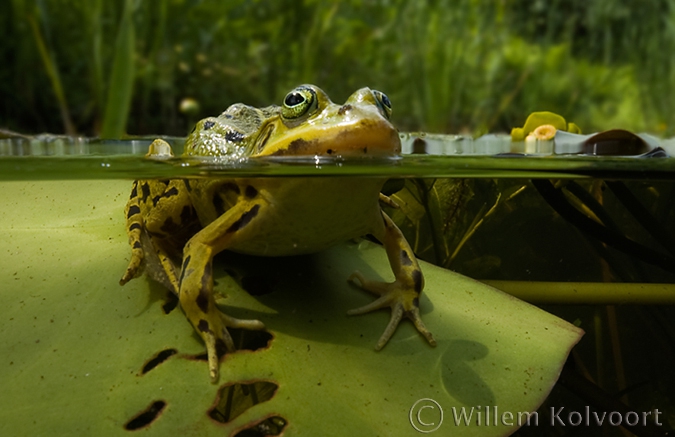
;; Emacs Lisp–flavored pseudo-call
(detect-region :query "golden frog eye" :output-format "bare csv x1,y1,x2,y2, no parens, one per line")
373,90,392,119
281,86,317,120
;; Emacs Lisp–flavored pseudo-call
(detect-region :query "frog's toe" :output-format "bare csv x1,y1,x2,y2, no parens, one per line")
220,313,266,332
119,255,144,286
202,313,266,383
348,271,436,350
403,305,436,347
203,326,234,384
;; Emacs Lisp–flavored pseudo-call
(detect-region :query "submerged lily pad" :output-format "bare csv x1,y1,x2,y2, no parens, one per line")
0,180,582,436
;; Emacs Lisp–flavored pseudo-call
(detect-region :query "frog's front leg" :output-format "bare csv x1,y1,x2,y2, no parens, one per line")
349,211,437,350
179,199,267,383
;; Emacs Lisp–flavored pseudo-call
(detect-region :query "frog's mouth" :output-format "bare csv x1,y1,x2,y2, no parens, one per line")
261,117,401,157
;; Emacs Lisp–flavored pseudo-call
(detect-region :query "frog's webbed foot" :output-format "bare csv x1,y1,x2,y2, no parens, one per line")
348,271,436,350
348,211,436,350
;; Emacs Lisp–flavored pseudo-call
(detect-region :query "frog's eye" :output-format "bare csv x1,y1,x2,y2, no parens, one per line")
281,87,317,120
372,90,392,119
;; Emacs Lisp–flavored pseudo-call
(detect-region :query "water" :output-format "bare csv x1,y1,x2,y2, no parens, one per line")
1,134,674,435
1,134,674,180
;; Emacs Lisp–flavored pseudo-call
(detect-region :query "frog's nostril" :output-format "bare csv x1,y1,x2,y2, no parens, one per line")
338,104,352,116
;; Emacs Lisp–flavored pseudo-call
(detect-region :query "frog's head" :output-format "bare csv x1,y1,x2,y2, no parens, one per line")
251,85,401,157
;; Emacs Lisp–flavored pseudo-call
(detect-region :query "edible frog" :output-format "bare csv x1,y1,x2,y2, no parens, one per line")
121,85,436,382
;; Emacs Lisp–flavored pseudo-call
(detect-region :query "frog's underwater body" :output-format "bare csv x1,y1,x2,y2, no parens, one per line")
121,85,436,382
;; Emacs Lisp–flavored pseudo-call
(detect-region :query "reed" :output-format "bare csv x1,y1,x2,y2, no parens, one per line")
2,0,673,137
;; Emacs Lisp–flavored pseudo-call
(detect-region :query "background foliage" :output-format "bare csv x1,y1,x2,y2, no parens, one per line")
2,0,675,138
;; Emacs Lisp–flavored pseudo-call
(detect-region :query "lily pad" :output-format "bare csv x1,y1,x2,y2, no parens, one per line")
0,180,583,436
510,111,582,141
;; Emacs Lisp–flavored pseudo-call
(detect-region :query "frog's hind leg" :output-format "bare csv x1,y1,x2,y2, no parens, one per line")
348,211,436,350
120,181,145,285
120,177,197,292
178,197,267,383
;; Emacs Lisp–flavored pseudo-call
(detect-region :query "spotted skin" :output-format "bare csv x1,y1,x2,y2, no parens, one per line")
120,175,196,291
120,86,436,383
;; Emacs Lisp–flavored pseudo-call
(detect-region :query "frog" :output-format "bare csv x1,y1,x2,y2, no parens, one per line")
120,85,436,383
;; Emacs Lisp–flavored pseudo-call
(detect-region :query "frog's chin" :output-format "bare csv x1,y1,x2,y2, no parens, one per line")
262,119,400,157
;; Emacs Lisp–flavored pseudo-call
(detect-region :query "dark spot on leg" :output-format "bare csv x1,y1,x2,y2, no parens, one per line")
213,193,226,216
133,241,142,249
127,205,141,219
196,290,209,313
164,186,179,198
215,338,228,356
158,179,170,185
196,263,212,313
130,182,138,199
198,319,210,333
179,255,191,284
244,185,258,199
201,262,212,290
401,250,413,266
363,147,368,154
203,120,215,130
183,179,192,192
129,223,142,232
141,183,151,202
181,255,191,272
153,186,179,206
226,204,261,234
412,269,423,293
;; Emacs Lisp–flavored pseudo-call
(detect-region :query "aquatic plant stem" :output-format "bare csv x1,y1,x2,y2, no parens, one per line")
482,280,675,304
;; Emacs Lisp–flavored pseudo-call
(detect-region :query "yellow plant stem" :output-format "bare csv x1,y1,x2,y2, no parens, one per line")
482,281,675,304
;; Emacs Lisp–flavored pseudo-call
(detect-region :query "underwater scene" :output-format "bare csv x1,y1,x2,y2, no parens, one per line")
2,1,675,436
2,131,673,436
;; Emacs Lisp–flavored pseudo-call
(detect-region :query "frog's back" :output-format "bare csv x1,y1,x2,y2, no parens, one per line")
183,104,279,158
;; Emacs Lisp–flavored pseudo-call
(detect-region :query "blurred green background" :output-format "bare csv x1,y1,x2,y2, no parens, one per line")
3,0,675,138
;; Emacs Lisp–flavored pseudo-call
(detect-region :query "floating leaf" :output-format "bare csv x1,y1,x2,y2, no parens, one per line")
0,180,583,436
511,111,581,141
